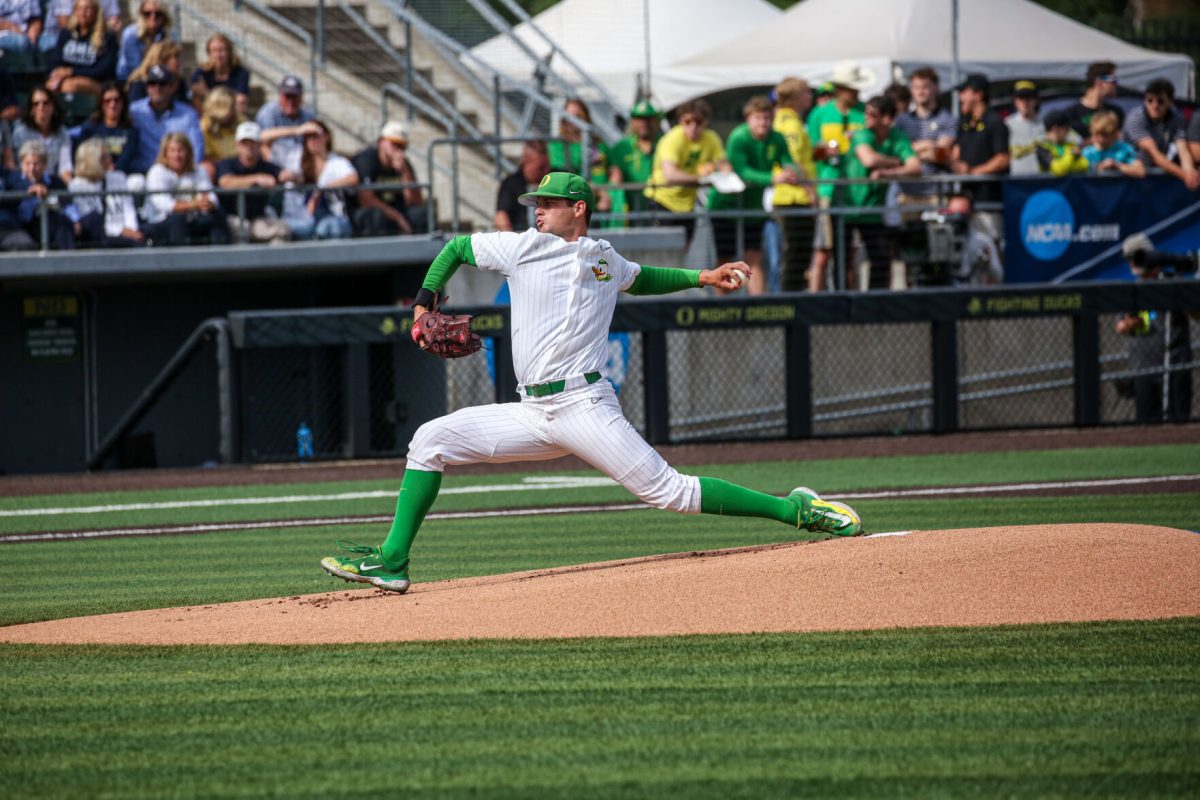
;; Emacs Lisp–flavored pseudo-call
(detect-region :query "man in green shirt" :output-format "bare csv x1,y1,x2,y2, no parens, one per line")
606,100,662,225
844,95,920,290
709,95,801,295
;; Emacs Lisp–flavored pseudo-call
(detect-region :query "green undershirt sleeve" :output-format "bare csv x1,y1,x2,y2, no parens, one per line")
625,265,703,296
422,235,477,292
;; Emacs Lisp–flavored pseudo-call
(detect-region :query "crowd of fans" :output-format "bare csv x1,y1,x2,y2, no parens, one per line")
0,0,426,251
502,60,1200,292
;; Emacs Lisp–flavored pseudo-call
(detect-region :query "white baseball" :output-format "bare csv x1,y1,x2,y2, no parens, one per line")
731,268,747,288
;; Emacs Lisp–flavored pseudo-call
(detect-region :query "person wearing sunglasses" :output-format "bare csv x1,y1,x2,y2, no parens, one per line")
349,120,416,237
116,1,172,82
11,88,73,182
1122,78,1199,191
1064,61,1124,145
75,81,139,174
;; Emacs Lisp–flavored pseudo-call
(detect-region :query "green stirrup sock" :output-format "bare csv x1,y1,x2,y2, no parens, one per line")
380,468,443,566
698,476,798,526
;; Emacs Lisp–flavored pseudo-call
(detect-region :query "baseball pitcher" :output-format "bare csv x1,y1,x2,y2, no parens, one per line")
321,172,862,593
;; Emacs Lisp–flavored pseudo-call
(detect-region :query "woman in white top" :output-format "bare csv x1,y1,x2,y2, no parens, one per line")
142,132,230,246
284,119,358,240
68,137,143,248
10,88,74,181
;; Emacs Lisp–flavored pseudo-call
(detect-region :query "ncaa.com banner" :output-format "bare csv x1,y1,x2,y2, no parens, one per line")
1003,175,1197,283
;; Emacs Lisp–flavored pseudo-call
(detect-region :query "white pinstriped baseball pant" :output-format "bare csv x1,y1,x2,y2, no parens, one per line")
406,379,702,514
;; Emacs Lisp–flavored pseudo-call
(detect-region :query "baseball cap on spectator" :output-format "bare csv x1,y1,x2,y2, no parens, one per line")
816,81,835,98
380,121,409,144
145,64,170,85
279,75,303,96
957,73,990,93
1014,80,1038,98
630,100,659,118
1043,109,1071,129
829,61,875,92
518,171,595,211
235,121,261,142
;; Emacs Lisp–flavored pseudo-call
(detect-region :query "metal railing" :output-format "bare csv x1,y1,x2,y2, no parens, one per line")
223,0,321,115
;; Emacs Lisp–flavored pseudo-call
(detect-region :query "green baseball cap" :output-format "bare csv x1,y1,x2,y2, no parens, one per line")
630,100,660,118
518,171,595,211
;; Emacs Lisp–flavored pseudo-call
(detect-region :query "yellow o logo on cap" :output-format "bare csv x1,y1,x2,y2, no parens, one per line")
539,175,552,188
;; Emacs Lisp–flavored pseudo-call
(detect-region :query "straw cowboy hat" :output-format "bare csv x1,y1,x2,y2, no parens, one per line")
829,61,876,92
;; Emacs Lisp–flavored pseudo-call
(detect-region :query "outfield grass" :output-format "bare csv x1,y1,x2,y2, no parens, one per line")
1,619,1196,798
2,444,1198,797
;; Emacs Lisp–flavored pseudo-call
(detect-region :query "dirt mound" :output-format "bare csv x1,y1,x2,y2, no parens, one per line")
3,524,1198,645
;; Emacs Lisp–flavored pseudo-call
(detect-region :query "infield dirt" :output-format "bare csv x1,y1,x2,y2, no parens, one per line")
2,523,1197,645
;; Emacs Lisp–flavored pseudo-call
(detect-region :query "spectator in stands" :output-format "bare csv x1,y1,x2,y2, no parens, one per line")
494,139,548,231
950,73,1009,206
142,131,228,246
126,39,187,104
0,65,17,168
216,121,291,245
128,64,202,175
67,137,143,247
0,0,40,54
75,80,138,173
13,140,74,250
894,66,955,203
607,100,662,224
844,95,920,290
709,95,798,296
807,61,870,291
813,82,834,108
45,0,118,97
1064,61,1123,144
350,120,414,237
1082,110,1145,178
550,97,606,181
771,76,817,293
1038,110,1088,175
38,0,119,53
1123,79,1199,190
256,75,315,169
282,119,357,240
883,82,911,113
198,87,243,180
643,97,730,245
0,164,36,249
1005,80,1045,177
12,88,73,183
189,33,250,116
1189,110,1200,166
117,0,171,82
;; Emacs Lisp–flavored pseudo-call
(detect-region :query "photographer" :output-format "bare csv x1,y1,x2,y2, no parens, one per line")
1116,234,1197,423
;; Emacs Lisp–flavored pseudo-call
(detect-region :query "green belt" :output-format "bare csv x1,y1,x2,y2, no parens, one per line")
524,371,601,397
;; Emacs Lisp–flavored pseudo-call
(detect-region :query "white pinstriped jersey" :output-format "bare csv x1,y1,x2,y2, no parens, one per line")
471,229,641,386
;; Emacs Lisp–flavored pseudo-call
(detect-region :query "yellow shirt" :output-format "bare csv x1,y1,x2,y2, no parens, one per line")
643,126,725,213
771,106,814,207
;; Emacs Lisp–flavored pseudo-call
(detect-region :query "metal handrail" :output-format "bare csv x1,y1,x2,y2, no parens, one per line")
471,0,622,142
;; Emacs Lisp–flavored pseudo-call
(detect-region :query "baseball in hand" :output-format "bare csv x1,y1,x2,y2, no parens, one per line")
731,268,747,288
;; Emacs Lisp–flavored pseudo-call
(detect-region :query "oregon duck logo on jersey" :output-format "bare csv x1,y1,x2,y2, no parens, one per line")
592,258,613,282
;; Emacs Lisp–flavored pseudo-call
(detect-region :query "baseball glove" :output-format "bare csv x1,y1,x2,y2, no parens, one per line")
411,298,482,359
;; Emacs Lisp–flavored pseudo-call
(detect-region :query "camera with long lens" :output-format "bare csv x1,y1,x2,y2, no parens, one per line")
1123,233,1198,275
1129,247,1198,275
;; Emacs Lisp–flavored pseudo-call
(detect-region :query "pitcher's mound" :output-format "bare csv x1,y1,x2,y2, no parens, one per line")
2,524,1198,645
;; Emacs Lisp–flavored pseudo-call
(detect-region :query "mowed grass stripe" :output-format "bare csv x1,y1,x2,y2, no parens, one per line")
1,492,1196,627
1,619,1197,798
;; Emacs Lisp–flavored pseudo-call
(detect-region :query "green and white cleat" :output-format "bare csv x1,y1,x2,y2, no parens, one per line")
320,540,411,593
789,486,863,537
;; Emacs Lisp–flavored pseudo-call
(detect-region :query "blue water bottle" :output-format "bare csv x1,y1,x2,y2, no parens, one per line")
296,422,314,459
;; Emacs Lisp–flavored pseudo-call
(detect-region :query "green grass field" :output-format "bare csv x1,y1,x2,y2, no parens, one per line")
1,444,1198,797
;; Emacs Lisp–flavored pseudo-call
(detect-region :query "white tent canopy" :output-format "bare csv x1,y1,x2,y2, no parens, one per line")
653,0,1195,110
468,0,781,110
